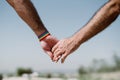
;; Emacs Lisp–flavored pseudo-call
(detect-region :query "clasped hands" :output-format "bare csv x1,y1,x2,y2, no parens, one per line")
40,35,80,63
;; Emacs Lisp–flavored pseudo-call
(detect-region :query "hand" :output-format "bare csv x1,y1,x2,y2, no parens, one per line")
52,37,81,63
40,35,59,60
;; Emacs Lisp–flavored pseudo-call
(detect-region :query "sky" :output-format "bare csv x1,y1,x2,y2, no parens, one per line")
0,0,120,73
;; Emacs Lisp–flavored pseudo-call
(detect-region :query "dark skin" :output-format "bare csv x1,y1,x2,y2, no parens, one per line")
6,0,58,60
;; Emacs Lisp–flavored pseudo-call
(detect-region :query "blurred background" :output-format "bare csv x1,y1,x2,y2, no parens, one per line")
0,0,120,80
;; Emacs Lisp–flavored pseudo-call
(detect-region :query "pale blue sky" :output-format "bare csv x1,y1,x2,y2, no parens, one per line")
0,0,120,73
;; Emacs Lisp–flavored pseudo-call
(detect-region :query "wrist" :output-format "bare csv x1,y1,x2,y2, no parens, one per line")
38,30,50,41
72,32,84,46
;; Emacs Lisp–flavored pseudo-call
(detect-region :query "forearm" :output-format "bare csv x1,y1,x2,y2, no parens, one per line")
7,0,48,37
73,0,120,45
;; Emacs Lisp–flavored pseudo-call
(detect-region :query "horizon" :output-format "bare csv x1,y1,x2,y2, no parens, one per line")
0,0,120,74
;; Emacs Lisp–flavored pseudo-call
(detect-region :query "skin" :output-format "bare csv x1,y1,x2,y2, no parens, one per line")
52,0,120,63
6,0,58,60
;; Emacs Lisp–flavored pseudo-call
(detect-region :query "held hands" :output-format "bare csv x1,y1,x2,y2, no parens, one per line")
40,35,59,60
52,37,81,63
40,35,81,63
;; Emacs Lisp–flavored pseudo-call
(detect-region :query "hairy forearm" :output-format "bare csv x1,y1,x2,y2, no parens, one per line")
73,0,120,45
7,0,47,36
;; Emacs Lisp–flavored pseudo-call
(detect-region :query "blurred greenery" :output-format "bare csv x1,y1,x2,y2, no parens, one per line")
78,66,87,75
58,73,67,80
1,53,120,80
77,53,120,80
17,68,33,76
113,53,120,70
46,73,52,78
0,74,3,80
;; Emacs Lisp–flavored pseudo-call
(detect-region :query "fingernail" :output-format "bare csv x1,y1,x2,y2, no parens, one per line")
55,58,58,60
58,56,61,58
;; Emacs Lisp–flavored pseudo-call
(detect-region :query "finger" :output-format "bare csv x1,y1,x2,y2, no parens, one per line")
54,54,62,63
54,53,62,62
46,51,54,60
51,50,60,62
53,50,65,62
54,49,65,59
40,41,49,51
52,42,60,53
53,45,65,57
54,51,63,58
61,52,68,63
53,49,60,55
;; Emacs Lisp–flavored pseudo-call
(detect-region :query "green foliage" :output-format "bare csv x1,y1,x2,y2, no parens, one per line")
46,73,52,78
78,53,120,75
113,54,120,70
78,66,87,76
97,59,111,72
17,68,33,76
59,73,67,80
97,54,120,72
0,74,3,80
